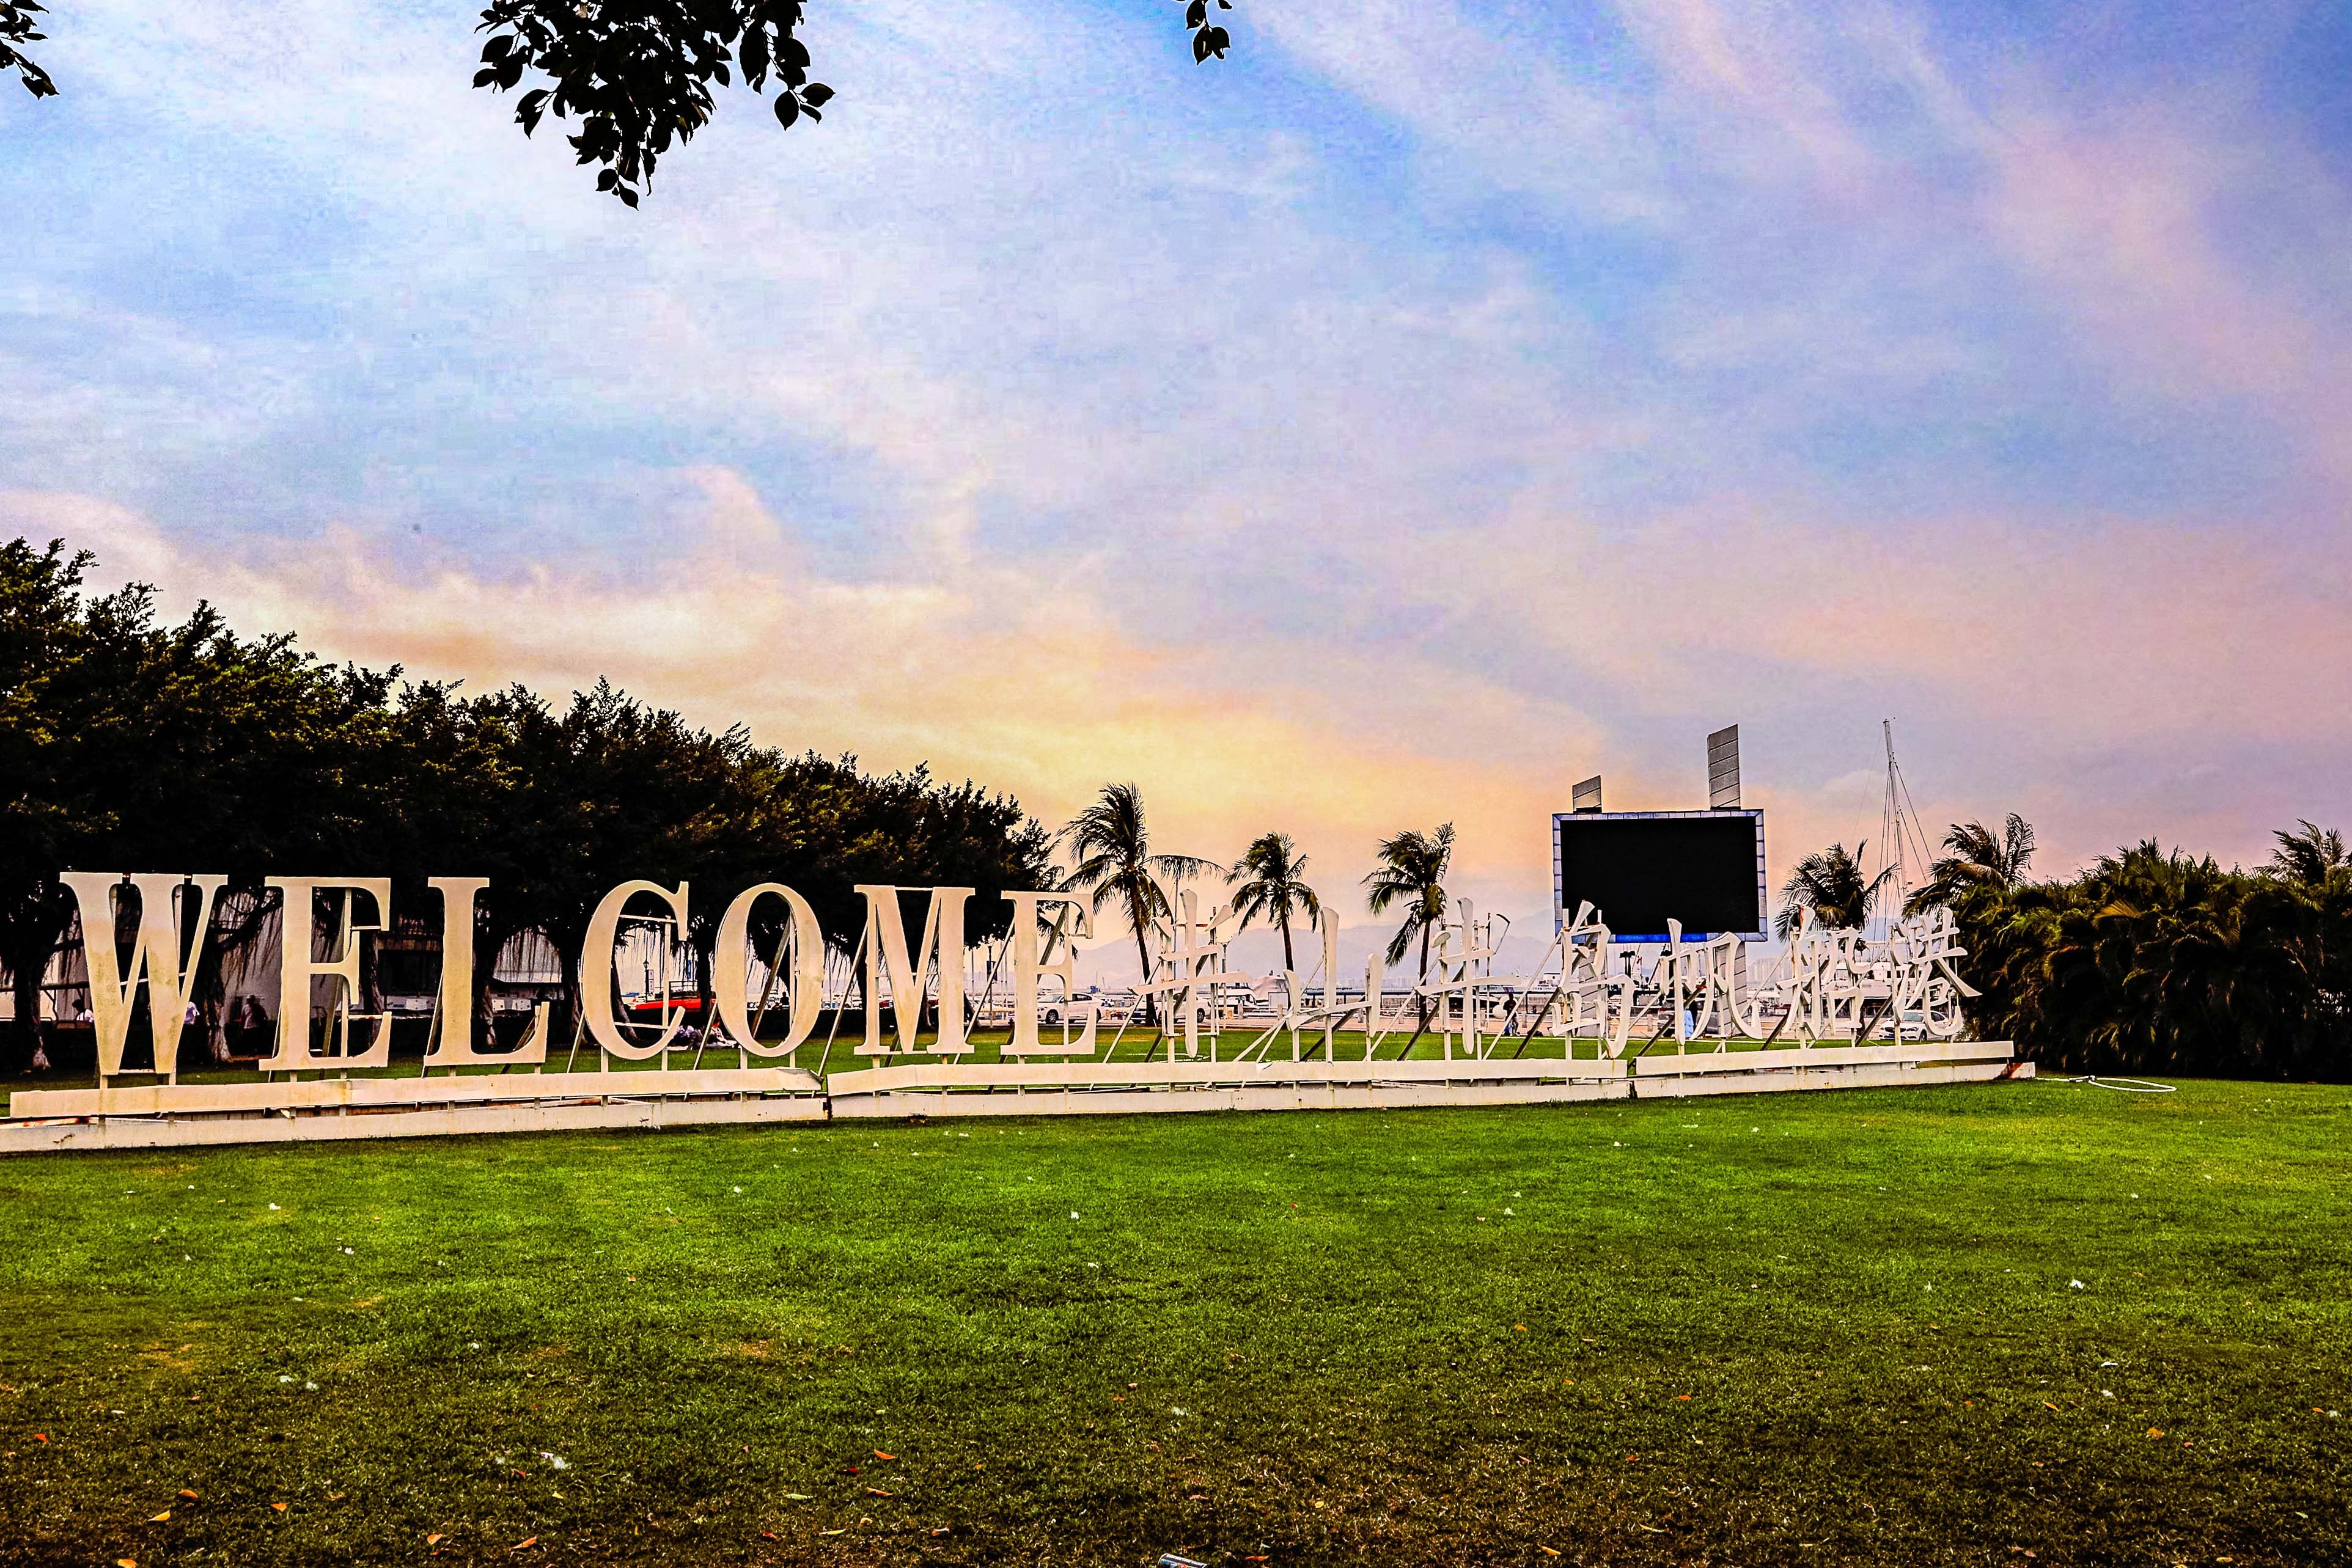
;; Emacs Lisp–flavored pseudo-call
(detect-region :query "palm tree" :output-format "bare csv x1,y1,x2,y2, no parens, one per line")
1364,823,1454,1033
1777,841,1895,939
2266,820,2348,888
1905,814,2038,915
1229,832,1321,974
1058,783,1218,1025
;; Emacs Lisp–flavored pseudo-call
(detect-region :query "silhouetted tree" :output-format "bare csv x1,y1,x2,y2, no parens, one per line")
0,533,1054,1071
1364,822,1453,1035
7,1,1237,206
1905,814,2036,916
0,2,54,99
1950,835,2352,1081
2267,821,2350,890
1229,830,1318,974
1777,842,1894,939
1059,782,1215,1025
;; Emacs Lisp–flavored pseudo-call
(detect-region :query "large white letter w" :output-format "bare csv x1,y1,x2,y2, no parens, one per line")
60,872,225,1082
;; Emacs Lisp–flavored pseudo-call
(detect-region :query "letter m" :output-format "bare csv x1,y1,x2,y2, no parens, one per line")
853,885,974,1057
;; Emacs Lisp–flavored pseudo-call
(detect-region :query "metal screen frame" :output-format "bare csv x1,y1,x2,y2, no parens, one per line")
1551,807,1768,943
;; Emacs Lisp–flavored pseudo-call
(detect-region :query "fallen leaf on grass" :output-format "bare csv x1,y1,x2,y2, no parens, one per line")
1676,1394,1692,1402
511,1536,537,1551
2043,1402,2059,1412
873,1451,894,1460
820,1529,846,1537
1541,1548,1562,1557
865,1487,893,1497
930,1526,950,1536
116,1560,135,1567
2147,1428,2164,1438
327,1492,345,1501
426,1535,444,1545
270,1503,287,1513
148,1511,171,1522
30,1434,44,1443
761,1531,778,1541
782,1493,812,1501
177,1490,197,1500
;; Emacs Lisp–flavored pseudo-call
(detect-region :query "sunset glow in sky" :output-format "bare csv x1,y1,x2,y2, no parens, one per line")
5,1,2349,928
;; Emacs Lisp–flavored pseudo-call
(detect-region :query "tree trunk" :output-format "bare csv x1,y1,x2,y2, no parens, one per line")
1279,910,1295,976
11,952,42,1072
692,922,718,1038
1131,887,1156,1029
1416,920,1433,1031
3,900,57,1075
551,918,589,1053
470,917,506,1050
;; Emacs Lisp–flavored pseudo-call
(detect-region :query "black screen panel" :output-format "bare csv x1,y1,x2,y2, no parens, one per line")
1554,810,1764,940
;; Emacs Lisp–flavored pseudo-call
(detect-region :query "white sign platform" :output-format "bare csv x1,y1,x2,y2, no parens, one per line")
0,1042,2021,1152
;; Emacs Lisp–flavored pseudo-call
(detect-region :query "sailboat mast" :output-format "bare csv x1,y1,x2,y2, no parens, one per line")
1883,719,1906,904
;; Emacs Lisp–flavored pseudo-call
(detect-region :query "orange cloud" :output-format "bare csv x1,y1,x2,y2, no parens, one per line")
4,483,1586,916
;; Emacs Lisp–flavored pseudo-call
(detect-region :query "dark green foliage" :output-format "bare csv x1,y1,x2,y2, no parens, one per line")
1181,0,1235,62
0,0,54,98
468,0,1242,205
1362,822,1452,970
1944,835,2352,1081
13,4,1238,205
468,0,1241,205
471,1,834,208
1059,782,1216,1026
0,536,1052,1067
1905,813,2036,917
1228,829,1318,973
1364,822,1452,1037
1777,840,1895,939
0,540,399,1068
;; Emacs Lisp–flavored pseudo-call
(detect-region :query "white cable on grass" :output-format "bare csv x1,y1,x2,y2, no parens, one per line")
2054,1074,2176,1094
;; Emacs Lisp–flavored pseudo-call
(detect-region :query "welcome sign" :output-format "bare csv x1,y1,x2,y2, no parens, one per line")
56,873,1108,1079
4,870,2022,1154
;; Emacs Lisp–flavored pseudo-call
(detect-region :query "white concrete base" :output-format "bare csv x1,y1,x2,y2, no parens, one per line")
0,1067,827,1153
828,1057,1630,1118
1626,1038,2027,1096
0,1042,2023,1152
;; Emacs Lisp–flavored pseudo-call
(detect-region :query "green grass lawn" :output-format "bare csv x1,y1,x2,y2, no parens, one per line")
1,1079,2346,1566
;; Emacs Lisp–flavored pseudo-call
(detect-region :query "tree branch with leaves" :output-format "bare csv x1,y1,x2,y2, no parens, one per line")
1364,822,1453,1036
1,1,55,98
1229,830,1317,975
4,2,1237,207
1058,782,1215,1027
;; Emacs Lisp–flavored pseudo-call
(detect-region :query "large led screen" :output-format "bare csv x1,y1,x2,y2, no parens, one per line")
1552,809,1766,941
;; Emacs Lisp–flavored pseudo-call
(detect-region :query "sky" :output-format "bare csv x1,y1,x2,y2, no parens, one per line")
4,0,2350,958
